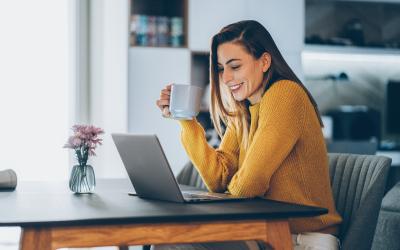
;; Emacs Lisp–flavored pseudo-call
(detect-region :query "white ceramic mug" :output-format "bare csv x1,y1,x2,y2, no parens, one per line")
169,84,203,120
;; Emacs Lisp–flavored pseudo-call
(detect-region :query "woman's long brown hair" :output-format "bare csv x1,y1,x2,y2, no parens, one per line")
209,20,323,148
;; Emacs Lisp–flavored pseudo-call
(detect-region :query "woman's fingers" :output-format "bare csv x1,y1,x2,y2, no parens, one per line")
161,89,171,96
157,99,169,109
162,106,171,118
159,92,170,100
156,84,173,118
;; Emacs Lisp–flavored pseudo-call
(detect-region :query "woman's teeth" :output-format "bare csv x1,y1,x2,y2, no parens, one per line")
230,83,242,90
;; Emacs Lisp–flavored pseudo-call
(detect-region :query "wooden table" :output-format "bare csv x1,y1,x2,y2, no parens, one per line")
0,179,327,250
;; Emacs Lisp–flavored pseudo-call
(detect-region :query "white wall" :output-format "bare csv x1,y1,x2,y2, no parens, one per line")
244,0,305,81
89,0,129,178
0,0,71,181
188,0,304,52
128,48,191,174
188,0,304,80
188,0,248,51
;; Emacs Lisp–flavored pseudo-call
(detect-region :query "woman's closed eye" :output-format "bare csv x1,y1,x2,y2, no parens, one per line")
231,65,241,70
217,65,240,73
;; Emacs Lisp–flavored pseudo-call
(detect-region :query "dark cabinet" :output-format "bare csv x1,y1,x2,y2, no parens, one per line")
305,0,400,49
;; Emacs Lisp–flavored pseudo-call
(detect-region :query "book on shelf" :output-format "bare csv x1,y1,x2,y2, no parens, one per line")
130,14,183,47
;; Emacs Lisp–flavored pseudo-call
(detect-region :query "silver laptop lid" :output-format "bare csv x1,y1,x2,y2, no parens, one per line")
112,133,185,202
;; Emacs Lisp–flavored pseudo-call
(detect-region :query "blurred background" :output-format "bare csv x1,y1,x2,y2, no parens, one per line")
126,0,400,179
0,0,399,249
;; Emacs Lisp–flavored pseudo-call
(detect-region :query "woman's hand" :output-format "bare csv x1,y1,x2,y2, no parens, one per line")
156,84,172,118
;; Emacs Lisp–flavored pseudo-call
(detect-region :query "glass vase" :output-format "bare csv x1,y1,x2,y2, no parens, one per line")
69,164,96,193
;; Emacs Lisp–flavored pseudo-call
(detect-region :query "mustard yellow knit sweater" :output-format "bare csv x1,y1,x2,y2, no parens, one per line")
179,80,342,234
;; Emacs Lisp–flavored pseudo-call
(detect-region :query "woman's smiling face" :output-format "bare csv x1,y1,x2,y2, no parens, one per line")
217,42,271,104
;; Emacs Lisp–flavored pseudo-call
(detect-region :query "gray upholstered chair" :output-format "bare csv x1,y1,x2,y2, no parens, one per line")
328,153,391,250
176,161,208,191
176,153,391,250
371,181,400,250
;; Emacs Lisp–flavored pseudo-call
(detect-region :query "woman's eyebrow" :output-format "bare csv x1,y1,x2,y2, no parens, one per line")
217,59,241,65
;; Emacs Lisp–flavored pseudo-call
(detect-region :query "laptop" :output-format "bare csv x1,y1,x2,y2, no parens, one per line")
112,133,248,203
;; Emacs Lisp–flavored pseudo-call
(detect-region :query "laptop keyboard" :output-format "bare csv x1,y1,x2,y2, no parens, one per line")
183,192,215,200
184,193,209,198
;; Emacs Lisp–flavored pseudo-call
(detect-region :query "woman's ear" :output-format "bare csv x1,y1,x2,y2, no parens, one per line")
261,52,271,73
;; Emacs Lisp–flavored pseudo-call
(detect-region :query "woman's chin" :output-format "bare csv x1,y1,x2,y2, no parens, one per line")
232,94,246,102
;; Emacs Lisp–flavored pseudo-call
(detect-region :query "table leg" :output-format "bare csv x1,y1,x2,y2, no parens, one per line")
20,227,53,250
264,220,292,250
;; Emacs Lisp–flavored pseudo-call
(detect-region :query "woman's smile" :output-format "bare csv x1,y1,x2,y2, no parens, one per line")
229,82,244,92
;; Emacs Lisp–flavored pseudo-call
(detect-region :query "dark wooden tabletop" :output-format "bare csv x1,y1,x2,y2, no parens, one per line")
0,179,327,227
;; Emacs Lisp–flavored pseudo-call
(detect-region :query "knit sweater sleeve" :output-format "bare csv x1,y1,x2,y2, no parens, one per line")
228,82,306,197
178,119,239,192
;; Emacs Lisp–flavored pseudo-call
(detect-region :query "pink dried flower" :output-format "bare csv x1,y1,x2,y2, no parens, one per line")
64,124,104,166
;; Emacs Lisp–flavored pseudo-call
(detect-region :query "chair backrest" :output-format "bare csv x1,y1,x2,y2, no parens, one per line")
328,153,391,250
176,153,392,250
176,161,207,190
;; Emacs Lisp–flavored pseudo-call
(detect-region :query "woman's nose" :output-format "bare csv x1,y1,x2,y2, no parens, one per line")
221,69,233,84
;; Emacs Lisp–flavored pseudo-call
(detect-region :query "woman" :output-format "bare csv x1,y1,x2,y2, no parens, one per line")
156,20,342,250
